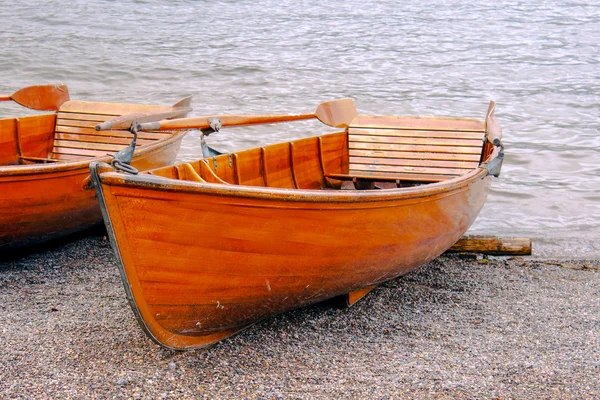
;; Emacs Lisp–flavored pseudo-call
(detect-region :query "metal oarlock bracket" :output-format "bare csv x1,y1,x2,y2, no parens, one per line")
484,138,504,178
205,118,223,135
109,121,139,175
200,118,223,159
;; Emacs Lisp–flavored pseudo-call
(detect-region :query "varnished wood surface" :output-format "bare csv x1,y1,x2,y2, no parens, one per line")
94,103,192,131
347,115,486,183
346,285,377,306
0,97,188,251
350,115,486,132
448,236,532,255
138,98,358,131
98,159,491,349
0,118,20,165
0,136,183,251
94,104,502,349
0,83,70,111
51,100,181,160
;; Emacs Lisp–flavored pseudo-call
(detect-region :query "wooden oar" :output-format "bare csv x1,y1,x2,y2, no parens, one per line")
95,95,193,131
0,83,70,110
137,98,358,131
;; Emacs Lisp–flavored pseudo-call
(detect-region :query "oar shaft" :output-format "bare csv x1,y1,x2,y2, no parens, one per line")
140,113,315,131
0,96,11,101
95,107,192,131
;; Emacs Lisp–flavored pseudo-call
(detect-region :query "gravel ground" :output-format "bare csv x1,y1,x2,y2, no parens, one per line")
1,232,599,399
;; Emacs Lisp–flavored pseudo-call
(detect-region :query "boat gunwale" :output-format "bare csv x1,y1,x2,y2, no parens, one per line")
96,162,491,204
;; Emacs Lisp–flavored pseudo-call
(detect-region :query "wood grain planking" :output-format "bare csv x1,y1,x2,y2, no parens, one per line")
319,132,348,175
349,141,483,155
16,114,56,159
56,112,112,122
350,115,485,132
140,277,367,307
55,125,170,140
0,118,18,165
448,236,532,255
349,148,482,162
235,147,265,187
49,152,94,161
176,163,206,183
290,136,324,189
147,165,178,179
211,154,237,184
349,155,479,170
56,118,111,128
350,163,467,176
95,171,493,349
349,127,485,140
54,133,154,146
326,172,453,182
52,139,128,152
349,134,484,148
52,101,177,162
199,160,230,184
50,148,106,158
262,142,295,188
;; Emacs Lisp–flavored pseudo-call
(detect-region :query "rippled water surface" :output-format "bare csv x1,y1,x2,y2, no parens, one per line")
1,0,598,257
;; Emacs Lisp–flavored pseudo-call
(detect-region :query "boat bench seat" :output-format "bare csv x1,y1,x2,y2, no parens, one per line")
49,100,175,161
327,115,487,184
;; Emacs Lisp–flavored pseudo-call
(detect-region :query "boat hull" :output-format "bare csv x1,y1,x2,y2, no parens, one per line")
94,167,492,349
0,136,183,251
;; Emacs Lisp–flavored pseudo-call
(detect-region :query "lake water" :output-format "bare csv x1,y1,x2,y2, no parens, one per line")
1,0,598,258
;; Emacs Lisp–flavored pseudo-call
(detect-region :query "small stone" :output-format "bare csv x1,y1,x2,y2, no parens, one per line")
168,362,177,370
116,378,128,387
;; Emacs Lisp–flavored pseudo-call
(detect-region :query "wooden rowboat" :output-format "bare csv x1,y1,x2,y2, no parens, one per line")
90,99,504,350
0,84,190,251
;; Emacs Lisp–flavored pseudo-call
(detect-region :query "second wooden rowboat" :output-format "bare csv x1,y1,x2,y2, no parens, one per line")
90,99,504,350
0,84,190,252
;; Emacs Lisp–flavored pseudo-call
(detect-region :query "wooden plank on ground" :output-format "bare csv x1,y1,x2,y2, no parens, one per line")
447,236,532,256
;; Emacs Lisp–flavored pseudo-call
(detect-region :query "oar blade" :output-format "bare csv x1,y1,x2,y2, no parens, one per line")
10,83,70,110
314,98,358,128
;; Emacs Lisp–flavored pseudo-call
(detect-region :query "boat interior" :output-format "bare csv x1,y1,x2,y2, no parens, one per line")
147,115,490,190
0,101,176,167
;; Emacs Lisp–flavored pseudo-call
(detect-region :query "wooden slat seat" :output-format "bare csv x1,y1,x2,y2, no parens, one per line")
327,115,486,184
50,100,175,161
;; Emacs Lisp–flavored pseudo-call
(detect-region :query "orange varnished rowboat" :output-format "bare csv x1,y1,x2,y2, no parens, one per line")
90,99,504,350
0,84,190,251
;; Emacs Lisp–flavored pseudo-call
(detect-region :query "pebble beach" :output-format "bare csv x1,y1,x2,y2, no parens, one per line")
1,232,598,399
2,0,599,398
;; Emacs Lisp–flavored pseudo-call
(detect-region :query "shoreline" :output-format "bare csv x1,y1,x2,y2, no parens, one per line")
1,233,598,399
